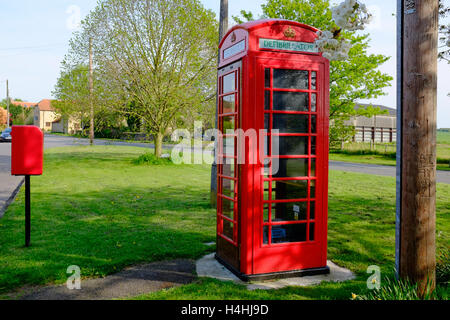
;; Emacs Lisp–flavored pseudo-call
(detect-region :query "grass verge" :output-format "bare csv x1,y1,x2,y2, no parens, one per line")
0,146,448,300
330,146,450,171
0,146,215,295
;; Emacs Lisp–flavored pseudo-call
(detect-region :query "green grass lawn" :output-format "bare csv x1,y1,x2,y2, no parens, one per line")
330,137,450,171
329,152,450,171
437,130,450,145
329,152,396,166
0,146,448,299
0,146,216,295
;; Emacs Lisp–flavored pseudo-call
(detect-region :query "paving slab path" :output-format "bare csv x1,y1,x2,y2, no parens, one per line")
13,259,196,300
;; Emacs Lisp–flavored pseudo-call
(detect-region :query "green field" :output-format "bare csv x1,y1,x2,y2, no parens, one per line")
0,146,448,299
330,131,450,171
438,130,450,145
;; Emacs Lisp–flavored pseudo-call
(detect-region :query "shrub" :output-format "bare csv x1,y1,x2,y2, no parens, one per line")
437,249,450,286
132,152,173,165
95,126,128,139
354,275,447,300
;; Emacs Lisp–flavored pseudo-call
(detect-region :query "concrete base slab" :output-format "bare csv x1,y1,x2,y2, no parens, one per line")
196,253,246,284
196,253,356,290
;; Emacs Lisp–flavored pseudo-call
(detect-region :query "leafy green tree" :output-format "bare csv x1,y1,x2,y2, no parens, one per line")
0,99,33,125
53,63,126,136
53,64,91,128
59,0,218,157
439,0,450,62
235,0,393,143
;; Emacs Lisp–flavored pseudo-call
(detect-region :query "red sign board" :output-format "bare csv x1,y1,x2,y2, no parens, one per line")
11,126,44,176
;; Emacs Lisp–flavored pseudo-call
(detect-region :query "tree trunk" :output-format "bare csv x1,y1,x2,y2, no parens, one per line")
89,37,94,146
155,132,164,158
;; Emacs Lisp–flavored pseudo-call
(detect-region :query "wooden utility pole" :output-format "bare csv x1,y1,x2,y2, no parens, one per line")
89,37,94,146
210,0,229,207
219,0,229,40
6,80,10,127
396,0,438,295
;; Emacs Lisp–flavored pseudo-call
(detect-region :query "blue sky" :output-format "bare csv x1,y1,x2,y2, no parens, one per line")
0,0,449,127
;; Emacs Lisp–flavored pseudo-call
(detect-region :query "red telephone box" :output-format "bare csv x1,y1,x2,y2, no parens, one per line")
216,19,330,280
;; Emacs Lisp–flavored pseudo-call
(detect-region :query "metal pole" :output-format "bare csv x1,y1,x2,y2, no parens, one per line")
25,175,31,247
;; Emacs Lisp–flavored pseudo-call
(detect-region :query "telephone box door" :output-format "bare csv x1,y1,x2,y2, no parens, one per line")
253,57,329,274
216,60,242,271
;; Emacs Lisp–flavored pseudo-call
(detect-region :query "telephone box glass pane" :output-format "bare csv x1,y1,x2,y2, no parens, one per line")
309,223,315,241
273,114,309,133
311,115,317,133
263,161,270,176
311,180,316,199
221,116,235,131
264,135,269,156
264,204,270,222
311,93,317,112
222,178,235,198
265,114,270,131
273,92,309,112
263,226,270,244
272,202,307,222
311,159,316,177
311,136,317,155
273,136,308,155
222,162,235,178
263,181,270,201
222,95,235,114
223,73,235,93
223,220,234,239
265,69,271,88
273,180,308,200
310,202,315,220
273,69,309,89
273,158,308,178
265,91,271,110
311,71,317,90
221,198,234,220
223,136,235,155
272,224,307,243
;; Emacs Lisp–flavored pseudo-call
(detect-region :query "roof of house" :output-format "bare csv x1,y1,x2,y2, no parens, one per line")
11,100,37,108
355,103,396,117
36,99,54,112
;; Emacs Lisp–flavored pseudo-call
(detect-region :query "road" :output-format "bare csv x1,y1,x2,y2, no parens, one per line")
0,142,23,217
330,161,450,184
1,134,449,217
